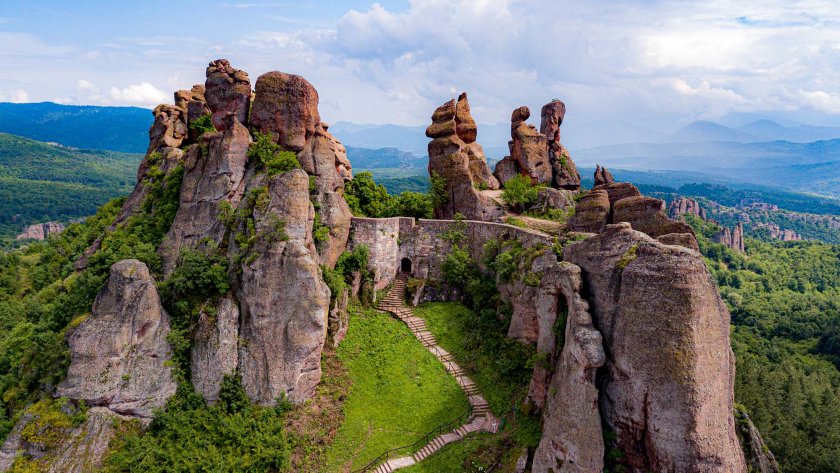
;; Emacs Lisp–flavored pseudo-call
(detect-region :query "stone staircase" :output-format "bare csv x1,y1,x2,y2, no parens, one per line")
364,273,501,472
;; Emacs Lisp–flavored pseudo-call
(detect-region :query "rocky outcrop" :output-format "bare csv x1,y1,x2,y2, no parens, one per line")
148,104,187,153
541,100,580,190
176,84,212,141
714,222,745,252
205,59,251,131
564,223,746,472
251,71,353,267
612,196,696,238
191,296,240,402
532,264,605,473
57,259,176,418
593,165,614,186
509,106,552,184
0,406,140,473
158,118,251,275
567,190,610,233
427,95,503,221
668,196,706,220
755,222,801,241
16,221,64,240
233,170,330,404
327,286,350,347
735,405,780,473
493,156,519,185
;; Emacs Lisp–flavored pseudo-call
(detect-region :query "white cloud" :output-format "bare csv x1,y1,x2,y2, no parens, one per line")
77,79,97,92
9,89,29,103
108,82,169,107
798,90,840,114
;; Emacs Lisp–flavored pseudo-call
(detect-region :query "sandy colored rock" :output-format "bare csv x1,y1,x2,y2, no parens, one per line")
16,221,64,240
191,296,240,403
159,119,251,275
668,196,705,220
657,232,700,252
234,170,330,404
532,263,605,473
541,100,581,190
250,71,321,152
510,106,552,184
57,260,177,418
592,181,640,206
205,59,251,131
564,223,746,472
327,287,350,347
567,190,610,233
148,104,187,152
454,92,477,143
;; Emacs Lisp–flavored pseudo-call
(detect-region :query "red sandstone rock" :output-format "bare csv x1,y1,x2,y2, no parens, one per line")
567,190,610,233
510,106,552,184
250,71,321,152
593,164,615,186
205,59,251,131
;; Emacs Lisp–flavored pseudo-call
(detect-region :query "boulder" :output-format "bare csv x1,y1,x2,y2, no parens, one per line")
148,104,187,152
250,71,320,152
657,232,700,252
531,187,574,213
493,156,520,186
16,221,64,241
564,223,747,472
593,181,640,207
57,260,177,418
612,195,696,238
205,59,251,131
454,92,478,143
159,119,251,275
532,263,605,473
191,296,240,403
234,170,330,404
510,106,552,184
567,190,610,233
427,96,504,221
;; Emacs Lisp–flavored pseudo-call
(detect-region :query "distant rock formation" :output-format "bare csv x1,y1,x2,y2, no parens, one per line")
57,260,177,418
668,196,706,220
593,164,614,186
16,221,64,240
427,93,502,220
755,222,802,241
714,222,746,252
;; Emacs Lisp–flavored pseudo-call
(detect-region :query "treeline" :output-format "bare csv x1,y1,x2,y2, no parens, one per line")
687,216,840,472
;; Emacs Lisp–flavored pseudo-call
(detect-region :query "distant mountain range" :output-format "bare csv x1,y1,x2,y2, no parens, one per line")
0,102,152,153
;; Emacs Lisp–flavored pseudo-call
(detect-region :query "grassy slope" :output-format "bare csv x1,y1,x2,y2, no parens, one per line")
324,306,469,472
406,303,541,472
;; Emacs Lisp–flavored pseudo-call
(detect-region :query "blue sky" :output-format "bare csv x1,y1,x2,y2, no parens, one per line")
3,0,840,134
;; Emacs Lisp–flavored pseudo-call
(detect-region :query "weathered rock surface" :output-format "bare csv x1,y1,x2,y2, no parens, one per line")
191,296,240,403
668,196,706,220
250,71,320,152
564,223,746,473
541,100,581,190
234,170,330,404
735,405,780,473
713,222,745,252
532,264,605,473
612,195,695,238
493,155,520,186
327,286,350,347
593,164,614,186
159,118,251,275
148,104,187,152
567,190,610,233
532,187,574,213
0,406,140,473
510,106,552,184
427,96,503,221
57,260,177,418
592,181,640,207
205,59,251,131
176,84,212,141
454,92,478,143
755,222,802,241
16,221,64,240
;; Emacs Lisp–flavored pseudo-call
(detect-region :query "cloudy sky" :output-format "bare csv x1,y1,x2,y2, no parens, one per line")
3,0,840,134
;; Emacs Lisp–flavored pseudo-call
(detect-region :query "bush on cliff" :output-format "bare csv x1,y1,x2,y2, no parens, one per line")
344,171,433,219
248,132,301,176
501,174,538,212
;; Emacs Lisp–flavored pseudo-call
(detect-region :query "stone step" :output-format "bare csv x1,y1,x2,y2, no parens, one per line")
373,460,392,473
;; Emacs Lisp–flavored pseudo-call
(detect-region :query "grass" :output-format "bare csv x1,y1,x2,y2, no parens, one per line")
324,306,470,472
412,302,543,471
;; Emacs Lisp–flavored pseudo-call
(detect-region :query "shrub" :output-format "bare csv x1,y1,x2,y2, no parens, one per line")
247,132,301,176
430,172,448,210
501,174,538,212
188,114,215,137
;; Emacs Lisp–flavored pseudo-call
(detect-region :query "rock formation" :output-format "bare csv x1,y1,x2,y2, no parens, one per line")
735,405,780,473
15,221,64,240
427,94,503,221
593,164,614,186
668,196,706,220
175,84,211,140
509,106,552,184
191,296,240,402
57,260,177,418
564,223,746,472
755,222,802,241
205,59,251,131
541,100,581,190
532,264,605,473
714,222,746,252
233,170,330,404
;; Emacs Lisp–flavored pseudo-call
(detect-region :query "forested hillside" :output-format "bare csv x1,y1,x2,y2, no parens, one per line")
686,216,840,472
0,133,140,245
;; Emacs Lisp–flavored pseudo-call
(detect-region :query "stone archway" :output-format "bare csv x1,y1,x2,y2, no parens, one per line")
400,257,412,273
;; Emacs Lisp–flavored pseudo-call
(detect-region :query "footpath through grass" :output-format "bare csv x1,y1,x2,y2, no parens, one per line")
407,302,543,472
324,305,469,472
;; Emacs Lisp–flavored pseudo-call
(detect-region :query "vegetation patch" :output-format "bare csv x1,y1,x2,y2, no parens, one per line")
324,306,469,471
344,171,433,219
248,132,301,176
501,174,538,212
187,114,215,137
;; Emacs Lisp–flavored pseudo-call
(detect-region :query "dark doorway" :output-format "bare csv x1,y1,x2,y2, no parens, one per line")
400,258,412,273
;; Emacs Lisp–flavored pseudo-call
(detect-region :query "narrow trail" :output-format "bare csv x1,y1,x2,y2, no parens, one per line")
365,273,501,473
